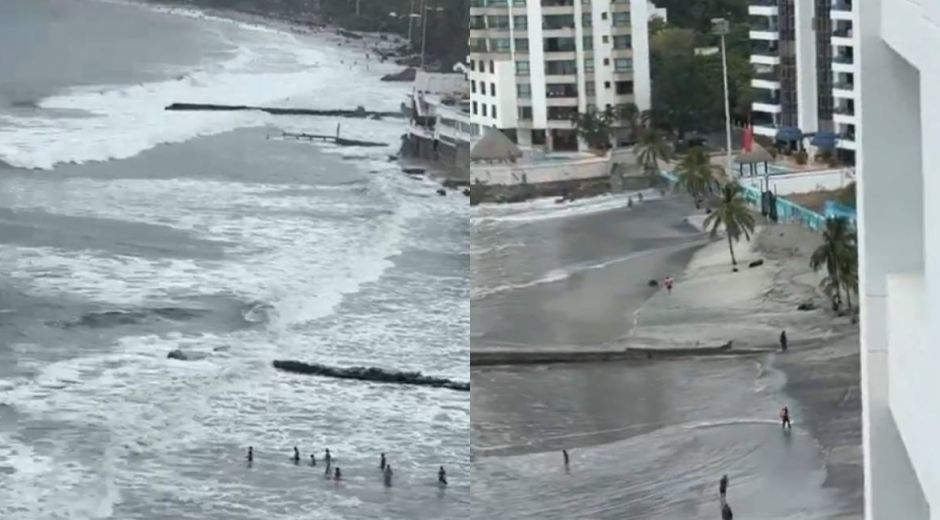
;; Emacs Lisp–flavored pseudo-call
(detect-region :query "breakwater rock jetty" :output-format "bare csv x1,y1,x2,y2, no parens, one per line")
272,360,470,392
165,103,403,119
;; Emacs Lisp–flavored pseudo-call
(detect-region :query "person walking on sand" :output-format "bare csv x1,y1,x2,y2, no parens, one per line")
780,405,792,430
310,453,316,466
292,447,300,464
562,449,569,466
383,464,393,487
722,501,733,520
664,276,674,294
719,474,728,498
438,466,448,486
780,330,788,352
380,452,386,471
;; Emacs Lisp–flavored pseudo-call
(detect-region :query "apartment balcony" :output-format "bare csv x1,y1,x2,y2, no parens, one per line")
753,124,777,138
833,105,857,124
752,97,782,114
751,54,781,66
832,81,855,98
832,27,854,48
546,97,579,106
831,0,853,20
752,77,781,90
836,132,857,150
749,30,779,41
832,53,855,73
748,0,778,17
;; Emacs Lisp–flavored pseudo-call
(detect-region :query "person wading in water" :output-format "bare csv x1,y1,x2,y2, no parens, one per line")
781,405,792,430
780,330,788,352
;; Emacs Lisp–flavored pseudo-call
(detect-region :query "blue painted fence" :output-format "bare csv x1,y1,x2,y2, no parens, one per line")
658,170,854,233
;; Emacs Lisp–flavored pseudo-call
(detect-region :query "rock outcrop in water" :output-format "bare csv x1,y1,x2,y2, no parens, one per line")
272,360,470,392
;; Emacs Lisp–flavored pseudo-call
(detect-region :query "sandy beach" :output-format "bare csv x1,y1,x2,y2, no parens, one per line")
471,194,862,518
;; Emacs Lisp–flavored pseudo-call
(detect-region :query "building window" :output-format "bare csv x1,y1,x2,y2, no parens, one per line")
612,12,630,26
488,15,510,29
492,105,497,119
602,35,609,44
470,60,475,71
516,60,530,75
472,101,478,114
482,104,488,117
519,106,532,119
614,58,633,71
490,38,512,52
613,35,631,49
586,81,596,96
491,83,496,96
518,83,532,98
513,15,527,29
615,80,633,94
604,81,611,89
490,60,495,73
584,58,594,72
515,38,529,52
545,37,576,52
601,12,608,20
513,0,526,5
471,80,476,93
543,14,575,30
603,57,610,65
582,36,593,51
545,59,577,75
547,106,579,121
581,13,592,27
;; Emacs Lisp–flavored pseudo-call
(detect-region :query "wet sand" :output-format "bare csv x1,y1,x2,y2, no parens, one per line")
471,193,863,518
471,195,707,350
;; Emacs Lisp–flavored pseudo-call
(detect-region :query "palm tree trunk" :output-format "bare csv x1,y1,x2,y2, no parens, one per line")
843,282,853,310
727,233,737,266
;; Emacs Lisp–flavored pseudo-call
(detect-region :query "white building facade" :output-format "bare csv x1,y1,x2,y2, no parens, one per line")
468,0,651,152
748,0,857,161
857,0,938,516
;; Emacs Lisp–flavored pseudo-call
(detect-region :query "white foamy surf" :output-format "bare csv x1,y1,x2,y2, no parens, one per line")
0,3,468,519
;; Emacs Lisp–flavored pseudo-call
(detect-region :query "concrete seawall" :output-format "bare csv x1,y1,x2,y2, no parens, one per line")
470,342,778,367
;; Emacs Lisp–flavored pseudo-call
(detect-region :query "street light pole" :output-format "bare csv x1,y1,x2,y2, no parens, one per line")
407,0,416,47
420,0,429,70
712,18,734,173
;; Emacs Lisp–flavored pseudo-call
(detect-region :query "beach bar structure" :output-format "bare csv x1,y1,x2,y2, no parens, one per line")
856,0,940,516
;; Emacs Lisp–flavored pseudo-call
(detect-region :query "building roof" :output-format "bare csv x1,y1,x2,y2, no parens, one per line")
414,71,467,97
736,143,773,164
470,127,523,162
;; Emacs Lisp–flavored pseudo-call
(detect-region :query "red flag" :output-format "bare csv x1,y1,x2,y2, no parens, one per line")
742,123,754,152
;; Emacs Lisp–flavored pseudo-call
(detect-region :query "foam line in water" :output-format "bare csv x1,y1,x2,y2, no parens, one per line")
272,360,470,392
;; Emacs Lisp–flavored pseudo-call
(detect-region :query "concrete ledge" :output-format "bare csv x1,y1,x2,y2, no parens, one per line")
470,342,776,366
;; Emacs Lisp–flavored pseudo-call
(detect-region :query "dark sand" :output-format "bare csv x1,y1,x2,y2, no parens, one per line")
471,193,863,518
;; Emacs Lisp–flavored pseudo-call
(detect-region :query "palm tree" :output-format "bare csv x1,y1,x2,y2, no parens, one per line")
703,183,756,267
675,147,723,206
636,127,671,176
809,217,857,310
571,108,614,152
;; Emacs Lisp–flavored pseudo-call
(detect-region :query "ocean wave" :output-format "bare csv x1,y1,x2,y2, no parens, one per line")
272,360,470,392
471,246,682,301
471,189,662,226
50,307,209,329
0,12,403,170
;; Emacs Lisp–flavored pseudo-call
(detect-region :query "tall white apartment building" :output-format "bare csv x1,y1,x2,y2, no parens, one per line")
856,0,939,516
468,0,651,153
748,0,857,162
